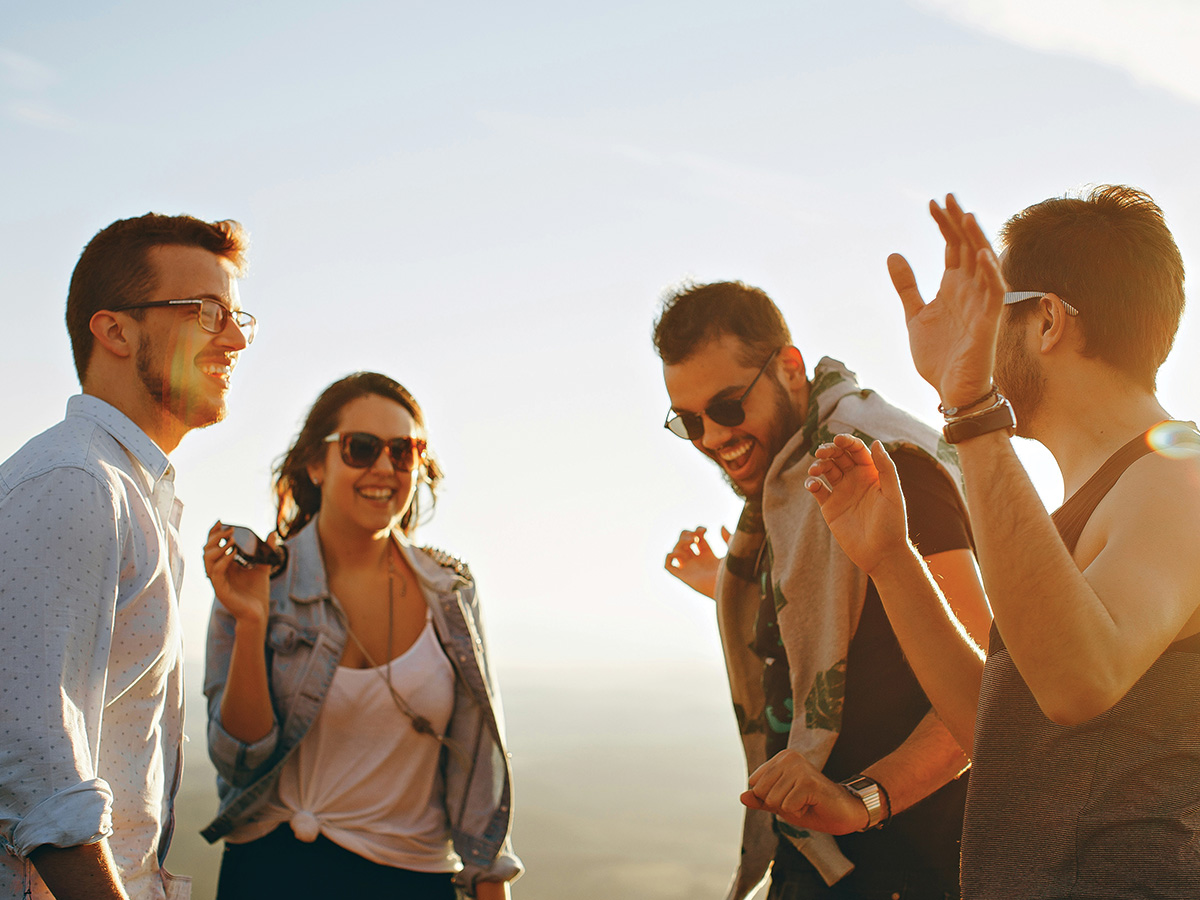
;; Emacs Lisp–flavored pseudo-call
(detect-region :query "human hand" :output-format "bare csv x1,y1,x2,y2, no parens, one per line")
203,521,272,628
888,194,1006,408
664,525,731,599
741,749,869,835
805,436,911,576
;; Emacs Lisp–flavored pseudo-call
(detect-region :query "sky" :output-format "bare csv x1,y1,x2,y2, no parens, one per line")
4,0,1200,684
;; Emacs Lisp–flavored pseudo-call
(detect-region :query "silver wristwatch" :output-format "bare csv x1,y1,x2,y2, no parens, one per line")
839,775,887,830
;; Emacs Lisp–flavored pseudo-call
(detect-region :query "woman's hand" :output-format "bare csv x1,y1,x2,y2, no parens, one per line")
805,436,912,577
664,525,731,599
204,522,272,628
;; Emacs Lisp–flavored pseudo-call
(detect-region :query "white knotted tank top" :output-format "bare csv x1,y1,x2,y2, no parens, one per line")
225,614,461,873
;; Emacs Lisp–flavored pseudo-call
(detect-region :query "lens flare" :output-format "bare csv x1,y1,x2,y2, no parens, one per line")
1146,421,1200,460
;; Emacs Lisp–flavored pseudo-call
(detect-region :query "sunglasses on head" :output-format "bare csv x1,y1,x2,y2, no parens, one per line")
664,348,781,441
1003,291,1079,316
323,432,427,470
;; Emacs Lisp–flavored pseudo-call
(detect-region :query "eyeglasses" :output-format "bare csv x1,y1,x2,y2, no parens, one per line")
114,297,258,343
664,348,781,440
1003,291,1079,317
324,432,427,470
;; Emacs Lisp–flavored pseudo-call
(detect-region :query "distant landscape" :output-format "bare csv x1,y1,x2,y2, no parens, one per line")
169,661,758,900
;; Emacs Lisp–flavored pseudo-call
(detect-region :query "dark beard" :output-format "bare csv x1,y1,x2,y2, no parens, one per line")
714,380,804,500
995,318,1044,435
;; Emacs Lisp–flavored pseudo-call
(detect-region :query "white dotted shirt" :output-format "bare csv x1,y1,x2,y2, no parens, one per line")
0,395,185,900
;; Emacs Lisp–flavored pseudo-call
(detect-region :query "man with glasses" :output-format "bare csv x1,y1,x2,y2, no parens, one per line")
0,214,253,900
655,281,989,900
799,187,1200,898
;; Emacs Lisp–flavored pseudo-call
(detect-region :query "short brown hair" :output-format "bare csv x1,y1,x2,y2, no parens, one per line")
999,185,1184,389
653,280,792,366
66,213,249,381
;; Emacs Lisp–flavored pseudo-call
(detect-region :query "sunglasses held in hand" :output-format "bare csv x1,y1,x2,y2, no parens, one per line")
225,525,288,577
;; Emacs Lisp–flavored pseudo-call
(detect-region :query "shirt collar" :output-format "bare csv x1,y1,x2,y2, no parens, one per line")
286,516,462,604
66,394,171,482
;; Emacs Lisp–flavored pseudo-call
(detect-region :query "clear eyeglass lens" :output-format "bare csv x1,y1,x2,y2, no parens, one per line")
197,298,257,343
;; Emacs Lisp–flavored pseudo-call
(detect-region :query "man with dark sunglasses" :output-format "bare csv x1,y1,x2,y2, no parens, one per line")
0,213,252,900
654,281,989,900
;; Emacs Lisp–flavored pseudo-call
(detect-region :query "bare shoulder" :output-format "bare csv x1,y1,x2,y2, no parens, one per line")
1081,445,1200,556
1078,444,1200,636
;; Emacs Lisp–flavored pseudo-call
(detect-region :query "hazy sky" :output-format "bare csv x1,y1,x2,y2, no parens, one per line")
3,0,1199,676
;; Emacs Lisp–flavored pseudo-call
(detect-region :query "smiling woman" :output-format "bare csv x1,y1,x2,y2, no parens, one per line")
199,372,522,900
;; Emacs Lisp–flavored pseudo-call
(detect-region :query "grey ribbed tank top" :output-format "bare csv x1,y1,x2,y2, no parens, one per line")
961,426,1200,899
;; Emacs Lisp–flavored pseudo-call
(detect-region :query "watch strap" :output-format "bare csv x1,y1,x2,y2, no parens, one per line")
943,396,1016,444
839,775,887,830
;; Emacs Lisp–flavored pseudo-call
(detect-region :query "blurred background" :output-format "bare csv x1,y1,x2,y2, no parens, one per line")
3,1,1200,896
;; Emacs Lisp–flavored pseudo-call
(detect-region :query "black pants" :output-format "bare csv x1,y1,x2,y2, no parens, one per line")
767,838,958,900
216,824,457,900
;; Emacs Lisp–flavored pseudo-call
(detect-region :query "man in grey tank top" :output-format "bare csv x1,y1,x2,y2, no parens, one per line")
789,186,1200,898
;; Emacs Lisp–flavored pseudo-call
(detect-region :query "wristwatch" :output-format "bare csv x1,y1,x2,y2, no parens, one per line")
839,775,888,830
942,395,1016,444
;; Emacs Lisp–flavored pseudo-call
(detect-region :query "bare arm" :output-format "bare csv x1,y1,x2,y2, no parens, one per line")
30,841,129,900
954,431,1200,723
475,880,512,900
807,435,987,752
203,522,275,743
741,539,982,828
741,706,967,833
891,195,1200,724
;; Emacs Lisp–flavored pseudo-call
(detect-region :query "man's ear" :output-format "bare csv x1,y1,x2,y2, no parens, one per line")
1036,294,1070,353
777,345,806,382
88,311,136,360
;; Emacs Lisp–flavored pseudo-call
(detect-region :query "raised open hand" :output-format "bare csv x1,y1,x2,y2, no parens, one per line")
888,194,1007,408
664,525,730,599
805,436,910,576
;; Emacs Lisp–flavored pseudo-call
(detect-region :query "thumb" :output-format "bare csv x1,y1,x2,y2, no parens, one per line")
870,441,903,503
887,253,925,323
721,525,732,544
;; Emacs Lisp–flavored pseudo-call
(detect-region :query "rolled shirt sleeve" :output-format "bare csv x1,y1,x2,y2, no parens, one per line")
203,602,281,786
0,467,122,855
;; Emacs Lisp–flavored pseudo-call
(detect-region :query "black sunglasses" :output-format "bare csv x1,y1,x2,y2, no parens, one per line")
323,432,427,470
664,348,781,440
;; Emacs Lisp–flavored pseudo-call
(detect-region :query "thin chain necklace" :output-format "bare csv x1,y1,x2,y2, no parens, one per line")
341,540,468,767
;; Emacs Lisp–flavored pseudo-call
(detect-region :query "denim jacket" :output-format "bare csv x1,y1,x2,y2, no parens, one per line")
201,519,522,894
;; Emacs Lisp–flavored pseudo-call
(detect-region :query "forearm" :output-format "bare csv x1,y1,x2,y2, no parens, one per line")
861,710,969,816
956,432,1120,718
218,618,275,743
475,880,512,900
30,840,129,900
871,547,985,754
